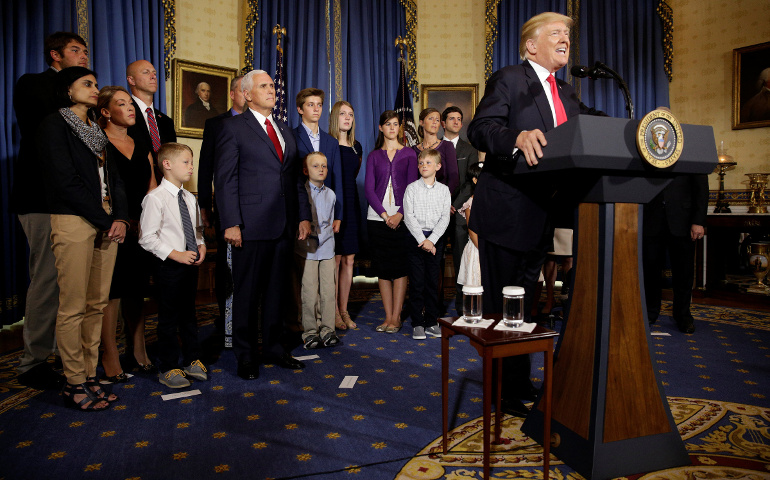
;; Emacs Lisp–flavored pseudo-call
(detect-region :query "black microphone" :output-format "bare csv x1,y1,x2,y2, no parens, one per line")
570,63,613,80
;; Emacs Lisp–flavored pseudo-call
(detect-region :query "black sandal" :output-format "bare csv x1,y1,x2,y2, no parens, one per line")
303,335,324,350
86,377,119,403
101,372,128,384
62,383,110,412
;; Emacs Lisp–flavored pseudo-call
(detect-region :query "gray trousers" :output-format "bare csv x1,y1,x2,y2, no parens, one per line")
17,213,60,373
298,256,336,340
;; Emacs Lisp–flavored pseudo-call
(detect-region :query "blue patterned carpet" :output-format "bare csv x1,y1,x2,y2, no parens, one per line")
0,298,768,480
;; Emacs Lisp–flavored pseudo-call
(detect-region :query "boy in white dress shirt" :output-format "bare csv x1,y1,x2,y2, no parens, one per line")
139,143,208,388
403,149,451,340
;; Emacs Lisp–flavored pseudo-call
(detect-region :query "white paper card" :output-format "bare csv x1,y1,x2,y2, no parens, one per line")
452,318,495,329
161,389,202,401
294,354,320,361
339,376,358,388
651,332,670,336
493,321,537,333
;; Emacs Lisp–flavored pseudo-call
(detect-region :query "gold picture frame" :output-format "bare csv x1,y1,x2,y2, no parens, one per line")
173,59,238,138
421,84,478,140
732,41,770,130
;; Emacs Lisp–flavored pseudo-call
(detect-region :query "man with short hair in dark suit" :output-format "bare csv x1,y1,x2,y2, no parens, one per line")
441,106,479,303
197,74,246,352
215,70,310,380
643,175,708,334
467,12,605,416
126,59,176,168
12,31,89,389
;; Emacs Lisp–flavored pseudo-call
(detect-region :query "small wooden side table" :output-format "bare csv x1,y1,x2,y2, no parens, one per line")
439,315,558,480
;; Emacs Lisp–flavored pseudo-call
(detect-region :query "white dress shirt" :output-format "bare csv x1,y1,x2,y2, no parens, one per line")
139,178,204,261
248,108,286,153
131,95,156,136
402,178,451,245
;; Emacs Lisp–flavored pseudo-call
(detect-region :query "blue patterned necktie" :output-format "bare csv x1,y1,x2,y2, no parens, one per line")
178,190,198,260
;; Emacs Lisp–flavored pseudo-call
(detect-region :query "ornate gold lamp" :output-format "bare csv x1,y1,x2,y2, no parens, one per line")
713,141,737,213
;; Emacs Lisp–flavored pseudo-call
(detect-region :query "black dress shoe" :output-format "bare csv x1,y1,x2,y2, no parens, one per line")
501,398,530,418
18,363,65,390
676,316,695,334
274,353,305,370
237,360,259,380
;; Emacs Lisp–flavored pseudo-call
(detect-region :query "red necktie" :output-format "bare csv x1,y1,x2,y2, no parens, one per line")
264,118,284,162
546,75,568,126
146,107,161,152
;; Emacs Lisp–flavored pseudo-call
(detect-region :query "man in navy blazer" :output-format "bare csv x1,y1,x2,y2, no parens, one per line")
292,88,344,227
215,70,310,380
467,12,605,415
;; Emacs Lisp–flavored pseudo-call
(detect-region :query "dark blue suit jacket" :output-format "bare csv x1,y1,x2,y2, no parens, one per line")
198,109,236,212
293,124,344,221
467,60,605,251
214,111,300,241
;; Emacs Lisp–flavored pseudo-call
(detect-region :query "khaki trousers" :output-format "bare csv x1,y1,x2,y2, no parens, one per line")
50,214,117,384
297,256,336,340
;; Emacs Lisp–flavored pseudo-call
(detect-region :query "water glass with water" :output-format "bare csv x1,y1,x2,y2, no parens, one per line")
502,286,525,328
462,285,483,324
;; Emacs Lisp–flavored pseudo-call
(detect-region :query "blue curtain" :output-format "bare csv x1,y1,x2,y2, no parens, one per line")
576,1,669,118
493,0,669,116
1,0,80,327
91,0,169,112
1,0,166,326
339,0,406,157
253,0,332,130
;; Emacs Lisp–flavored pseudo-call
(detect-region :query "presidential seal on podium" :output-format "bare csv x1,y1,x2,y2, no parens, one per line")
637,108,684,168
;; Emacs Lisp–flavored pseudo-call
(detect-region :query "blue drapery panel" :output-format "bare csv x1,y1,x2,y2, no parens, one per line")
339,0,406,156
1,0,166,326
91,0,169,112
493,0,668,117
1,0,80,326
252,0,332,130
576,1,669,117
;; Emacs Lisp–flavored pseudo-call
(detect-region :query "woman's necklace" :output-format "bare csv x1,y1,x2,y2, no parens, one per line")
421,138,440,150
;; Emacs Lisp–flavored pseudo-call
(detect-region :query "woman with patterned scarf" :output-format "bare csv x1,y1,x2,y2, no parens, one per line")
37,66,129,411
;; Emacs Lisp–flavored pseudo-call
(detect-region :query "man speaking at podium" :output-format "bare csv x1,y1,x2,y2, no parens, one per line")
467,12,605,416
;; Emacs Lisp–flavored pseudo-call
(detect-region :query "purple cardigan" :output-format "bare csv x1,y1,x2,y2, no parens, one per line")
412,140,459,194
364,147,419,216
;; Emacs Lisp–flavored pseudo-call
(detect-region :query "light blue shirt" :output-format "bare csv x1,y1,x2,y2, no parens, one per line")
301,122,321,152
295,181,336,260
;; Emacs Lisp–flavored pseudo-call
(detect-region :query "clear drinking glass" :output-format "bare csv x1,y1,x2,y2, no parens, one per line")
462,285,483,324
502,286,525,328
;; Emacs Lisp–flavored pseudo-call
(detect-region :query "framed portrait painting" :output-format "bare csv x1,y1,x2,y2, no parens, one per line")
173,59,238,138
421,84,478,141
732,41,770,130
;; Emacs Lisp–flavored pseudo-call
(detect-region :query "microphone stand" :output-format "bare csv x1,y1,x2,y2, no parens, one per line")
594,62,634,119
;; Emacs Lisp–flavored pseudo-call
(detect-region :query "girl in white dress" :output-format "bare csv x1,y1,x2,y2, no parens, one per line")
457,163,484,287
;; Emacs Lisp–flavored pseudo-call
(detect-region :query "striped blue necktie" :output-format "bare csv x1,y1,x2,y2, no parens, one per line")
178,190,198,260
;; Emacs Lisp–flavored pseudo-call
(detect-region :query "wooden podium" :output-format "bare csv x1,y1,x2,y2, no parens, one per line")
516,116,717,479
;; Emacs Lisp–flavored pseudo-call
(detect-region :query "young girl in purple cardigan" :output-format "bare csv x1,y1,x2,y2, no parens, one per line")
364,110,418,333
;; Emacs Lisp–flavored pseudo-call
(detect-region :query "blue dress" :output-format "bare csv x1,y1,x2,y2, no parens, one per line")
335,141,362,255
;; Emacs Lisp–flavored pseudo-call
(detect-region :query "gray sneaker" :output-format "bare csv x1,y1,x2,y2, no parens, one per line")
183,360,208,381
425,325,441,337
412,326,426,340
159,369,191,388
